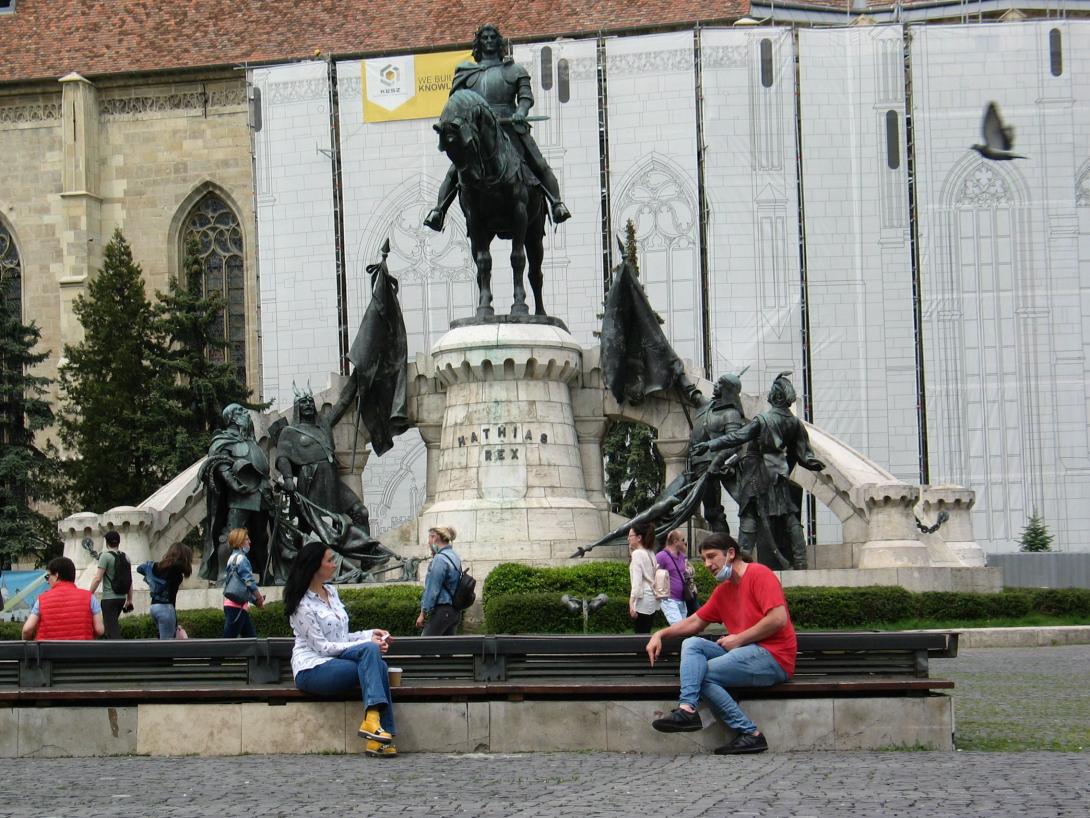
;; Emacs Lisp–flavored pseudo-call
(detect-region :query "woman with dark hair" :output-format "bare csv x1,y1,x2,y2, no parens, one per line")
627,520,660,634
137,543,193,640
222,528,265,638
284,541,398,758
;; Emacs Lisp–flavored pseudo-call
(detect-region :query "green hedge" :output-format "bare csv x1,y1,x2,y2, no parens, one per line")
483,592,668,634
482,559,718,605
480,561,1090,633
5,581,1088,639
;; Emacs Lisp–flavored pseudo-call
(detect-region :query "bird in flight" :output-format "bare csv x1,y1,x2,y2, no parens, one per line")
971,102,1025,160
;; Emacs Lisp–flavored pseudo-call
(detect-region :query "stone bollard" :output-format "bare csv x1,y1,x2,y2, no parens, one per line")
854,483,931,568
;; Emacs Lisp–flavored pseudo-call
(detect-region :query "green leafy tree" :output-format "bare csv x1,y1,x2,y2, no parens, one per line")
148,234,255,478
0,289,63,565
58,229,165,511
1019,510,1054,553
601,219,665,516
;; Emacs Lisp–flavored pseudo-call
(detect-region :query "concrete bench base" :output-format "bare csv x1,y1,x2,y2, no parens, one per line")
0,695,953,757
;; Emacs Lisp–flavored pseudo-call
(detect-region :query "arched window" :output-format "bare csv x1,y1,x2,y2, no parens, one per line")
182,192,247,383
0,220,20,321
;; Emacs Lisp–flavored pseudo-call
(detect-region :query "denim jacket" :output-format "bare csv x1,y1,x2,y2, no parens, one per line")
420,548,461,613
226,551,259,603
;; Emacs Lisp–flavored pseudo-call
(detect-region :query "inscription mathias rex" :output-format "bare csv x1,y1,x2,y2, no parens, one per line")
456,424,549,463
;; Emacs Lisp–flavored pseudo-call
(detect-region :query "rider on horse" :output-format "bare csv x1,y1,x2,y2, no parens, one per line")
424,23,571,232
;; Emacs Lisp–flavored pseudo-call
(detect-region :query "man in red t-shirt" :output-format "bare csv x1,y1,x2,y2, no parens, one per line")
645,533,796,754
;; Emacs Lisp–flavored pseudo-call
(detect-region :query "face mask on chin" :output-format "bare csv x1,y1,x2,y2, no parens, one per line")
715,560,733,583
241,544,250,555
429,543,439,555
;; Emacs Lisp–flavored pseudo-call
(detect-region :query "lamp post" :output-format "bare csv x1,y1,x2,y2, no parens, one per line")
560,593,609,633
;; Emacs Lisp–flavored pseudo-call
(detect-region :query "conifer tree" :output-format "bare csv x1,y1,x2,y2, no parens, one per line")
57,229,162,511
601,219,665,517
0,284,63,564
148,234,254,478
1019,510,1053,553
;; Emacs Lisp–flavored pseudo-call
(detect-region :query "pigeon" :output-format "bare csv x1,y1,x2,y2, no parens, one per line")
970,102,1025,160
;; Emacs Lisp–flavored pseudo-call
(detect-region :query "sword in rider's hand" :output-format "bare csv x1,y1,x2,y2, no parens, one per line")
496,115,550,124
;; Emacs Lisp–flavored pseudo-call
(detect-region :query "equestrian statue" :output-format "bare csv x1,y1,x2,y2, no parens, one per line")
427,23,570,319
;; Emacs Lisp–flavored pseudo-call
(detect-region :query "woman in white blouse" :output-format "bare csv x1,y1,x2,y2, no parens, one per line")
283,541,398,757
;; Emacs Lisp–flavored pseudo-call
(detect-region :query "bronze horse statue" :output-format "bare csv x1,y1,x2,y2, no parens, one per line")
433,89,547,318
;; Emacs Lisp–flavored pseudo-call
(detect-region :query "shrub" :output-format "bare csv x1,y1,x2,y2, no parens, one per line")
483,592,667,634
1031,588,1090,617
482,561,631,606
784,586,915,628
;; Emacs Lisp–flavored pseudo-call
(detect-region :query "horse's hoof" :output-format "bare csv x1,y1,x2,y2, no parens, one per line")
510,304,530,317
476,306,495,318
423,209,445,232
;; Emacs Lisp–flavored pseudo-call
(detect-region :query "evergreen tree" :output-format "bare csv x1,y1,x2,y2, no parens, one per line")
1019,510,1053,553
601,219,665,516
57,229,163,511
0,287,63,565
148,234,254,478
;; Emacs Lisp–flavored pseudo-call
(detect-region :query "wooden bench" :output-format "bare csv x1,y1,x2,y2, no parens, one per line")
0,631,956,705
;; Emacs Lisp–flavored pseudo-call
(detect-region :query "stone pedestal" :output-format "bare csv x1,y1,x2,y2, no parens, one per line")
416,323,608,574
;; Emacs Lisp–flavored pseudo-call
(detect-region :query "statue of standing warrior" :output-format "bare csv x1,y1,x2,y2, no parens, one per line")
691,373,825,571
199,404,271,583
424,22,571,231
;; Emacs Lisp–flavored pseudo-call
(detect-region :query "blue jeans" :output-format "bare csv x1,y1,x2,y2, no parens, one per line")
223,606,256,638
660,598,688,625
149,603,177,640
294,642,396,735
679,637,788,734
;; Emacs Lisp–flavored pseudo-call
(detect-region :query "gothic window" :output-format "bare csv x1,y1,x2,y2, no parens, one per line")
183,193,247,383
0,221,20,322
614,155,701,368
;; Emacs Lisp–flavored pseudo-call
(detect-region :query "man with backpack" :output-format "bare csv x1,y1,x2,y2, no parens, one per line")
87,530,134,639
415,526,472,636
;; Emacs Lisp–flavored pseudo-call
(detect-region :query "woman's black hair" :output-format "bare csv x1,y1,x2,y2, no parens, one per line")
283,541,329,617
630,520,656,549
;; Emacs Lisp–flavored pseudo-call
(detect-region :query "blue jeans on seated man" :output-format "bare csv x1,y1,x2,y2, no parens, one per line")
149,602,177,640
679,636,788,734
294,641,396,735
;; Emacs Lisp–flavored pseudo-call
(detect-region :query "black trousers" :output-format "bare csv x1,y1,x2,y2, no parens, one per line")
422,604,461,636
101,597,125,639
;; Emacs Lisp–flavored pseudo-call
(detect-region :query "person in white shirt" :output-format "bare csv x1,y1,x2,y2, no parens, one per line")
283,541,397,757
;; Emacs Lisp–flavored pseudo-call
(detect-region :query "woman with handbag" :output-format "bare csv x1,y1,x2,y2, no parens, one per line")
284,540,398,757
657,529,699,624
137,543,193,640
627,521,661,634
222,528,265,638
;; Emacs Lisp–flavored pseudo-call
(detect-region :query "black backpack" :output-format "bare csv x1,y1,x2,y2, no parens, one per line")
440,552,476,610
109,550,133,595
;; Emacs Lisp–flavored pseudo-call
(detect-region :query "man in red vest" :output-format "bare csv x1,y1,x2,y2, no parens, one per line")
22,557,105,640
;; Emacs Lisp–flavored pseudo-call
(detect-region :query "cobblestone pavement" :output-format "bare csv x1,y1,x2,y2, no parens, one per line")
0,751,1086,817
0,645,1086,817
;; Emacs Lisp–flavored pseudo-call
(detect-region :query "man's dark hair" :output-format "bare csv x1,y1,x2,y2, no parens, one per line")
104,531,121,547
47,557,76,583
699,533,739,556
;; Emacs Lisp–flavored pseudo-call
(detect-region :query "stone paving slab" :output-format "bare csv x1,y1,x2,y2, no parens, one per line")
0,751,1085,817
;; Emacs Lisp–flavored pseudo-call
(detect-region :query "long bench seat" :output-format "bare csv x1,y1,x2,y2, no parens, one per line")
0,633,958,755
0,631,956,700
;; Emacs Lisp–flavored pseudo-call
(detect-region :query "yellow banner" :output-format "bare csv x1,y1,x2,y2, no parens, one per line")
362,50,471,123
